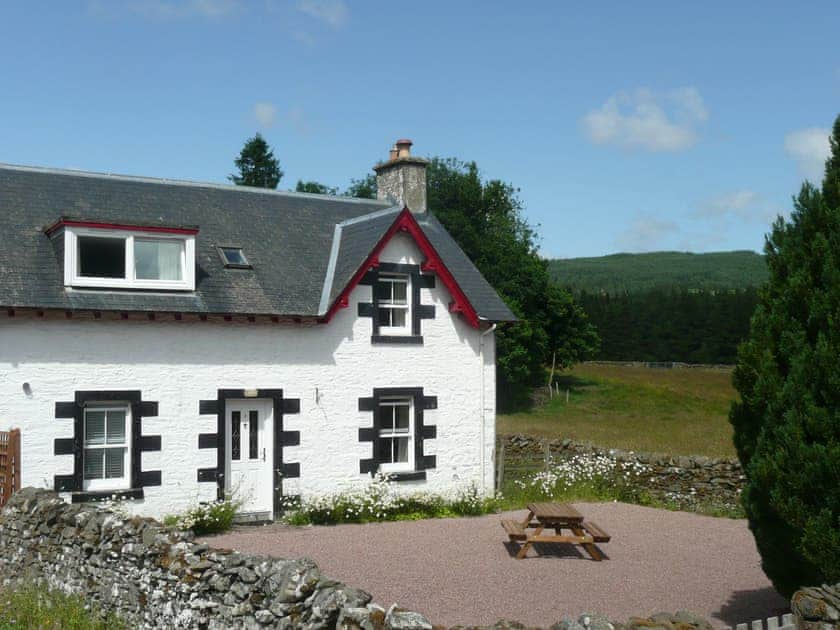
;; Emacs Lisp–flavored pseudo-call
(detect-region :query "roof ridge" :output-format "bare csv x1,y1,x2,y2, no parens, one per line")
0,162,392,206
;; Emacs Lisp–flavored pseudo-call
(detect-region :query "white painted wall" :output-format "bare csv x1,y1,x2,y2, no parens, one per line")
0,234,497,519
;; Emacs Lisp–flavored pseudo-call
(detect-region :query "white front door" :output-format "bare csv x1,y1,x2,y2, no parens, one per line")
225,399,274,517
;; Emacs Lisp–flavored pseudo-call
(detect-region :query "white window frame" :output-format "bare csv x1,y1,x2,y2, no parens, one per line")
378,396,414,473
82,405,131,492
377,273,411,335
63,226,196,291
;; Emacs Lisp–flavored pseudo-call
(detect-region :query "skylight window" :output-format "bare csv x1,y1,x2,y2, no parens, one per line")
61,224,196,291
218,246,250,269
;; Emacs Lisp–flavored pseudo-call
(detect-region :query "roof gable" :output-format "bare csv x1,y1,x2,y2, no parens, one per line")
322,208,481,327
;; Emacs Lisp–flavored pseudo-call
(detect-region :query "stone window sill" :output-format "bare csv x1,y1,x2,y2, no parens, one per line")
385,471,427,482
371,335,423,345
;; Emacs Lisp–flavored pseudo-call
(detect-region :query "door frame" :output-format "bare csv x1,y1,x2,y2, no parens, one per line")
225,398,274,516
197,388,301,518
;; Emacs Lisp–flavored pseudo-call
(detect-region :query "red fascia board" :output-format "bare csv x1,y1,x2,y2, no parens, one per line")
45,219,199,236
322,209,480,328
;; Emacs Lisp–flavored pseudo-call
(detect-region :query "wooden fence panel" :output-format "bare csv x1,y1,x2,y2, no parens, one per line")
0,428,21,508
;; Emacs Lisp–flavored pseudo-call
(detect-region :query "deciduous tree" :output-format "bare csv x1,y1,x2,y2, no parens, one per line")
296,180,338,195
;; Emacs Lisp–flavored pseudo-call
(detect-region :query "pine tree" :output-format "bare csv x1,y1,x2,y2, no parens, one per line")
730,115,840,596
229,133,283,189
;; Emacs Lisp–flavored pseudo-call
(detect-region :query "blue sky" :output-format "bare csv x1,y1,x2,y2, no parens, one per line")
1,1,838,258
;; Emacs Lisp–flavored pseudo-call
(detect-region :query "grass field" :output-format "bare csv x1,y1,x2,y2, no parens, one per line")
498,363,738,458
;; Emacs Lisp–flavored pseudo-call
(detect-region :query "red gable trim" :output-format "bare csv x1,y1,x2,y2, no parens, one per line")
322,208,480,328
45,219,199,236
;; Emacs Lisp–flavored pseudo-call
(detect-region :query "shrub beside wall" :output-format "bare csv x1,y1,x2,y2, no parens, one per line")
502,435,745,513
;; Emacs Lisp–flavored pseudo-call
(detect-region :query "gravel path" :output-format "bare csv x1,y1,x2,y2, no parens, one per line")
203,502,787,628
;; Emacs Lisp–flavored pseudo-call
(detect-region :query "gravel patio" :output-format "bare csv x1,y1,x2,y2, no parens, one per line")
203,502,788,628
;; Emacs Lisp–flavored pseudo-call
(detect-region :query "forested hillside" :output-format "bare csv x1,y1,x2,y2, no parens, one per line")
549,251,767,364
548,250,767,293
578,288,759,364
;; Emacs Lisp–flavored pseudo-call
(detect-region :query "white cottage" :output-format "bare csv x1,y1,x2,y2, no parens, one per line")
0,140,515,521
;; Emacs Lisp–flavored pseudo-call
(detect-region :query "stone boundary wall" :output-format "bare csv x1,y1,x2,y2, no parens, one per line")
0,487,774,630
0,488,433,629
501,435,745,509
791,584,840,629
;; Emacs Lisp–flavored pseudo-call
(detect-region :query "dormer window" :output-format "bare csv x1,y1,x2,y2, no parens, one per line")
60,223,196,291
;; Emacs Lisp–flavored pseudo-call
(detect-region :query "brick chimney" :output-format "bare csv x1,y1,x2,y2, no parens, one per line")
374,139,429,214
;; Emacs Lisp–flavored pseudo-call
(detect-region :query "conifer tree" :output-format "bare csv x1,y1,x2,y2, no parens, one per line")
730,115,840,595
229,133,283,189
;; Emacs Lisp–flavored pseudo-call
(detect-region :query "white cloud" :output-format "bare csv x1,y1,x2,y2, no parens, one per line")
252,102,278,129
582,87,708,152
293,30,317,47
282,106,310,135
295,0,348,28
614,214,680,251
700,190,759,219
784,127,830,182
90,0,241,19
696,190,780,225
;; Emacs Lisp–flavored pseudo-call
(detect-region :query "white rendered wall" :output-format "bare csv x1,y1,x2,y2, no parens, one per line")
0,234,497,519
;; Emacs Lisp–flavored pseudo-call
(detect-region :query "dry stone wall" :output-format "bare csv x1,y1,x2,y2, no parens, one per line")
502,435,745,510
792,584,840,629
0,488,432,629
0,487,732,630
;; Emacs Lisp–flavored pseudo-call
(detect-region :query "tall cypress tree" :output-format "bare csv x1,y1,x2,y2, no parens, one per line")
229,133,283,189
730,115,840,595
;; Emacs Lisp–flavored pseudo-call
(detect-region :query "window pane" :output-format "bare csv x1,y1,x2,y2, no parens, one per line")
377,307,392,327
394,437,409,463
221,247,247,265
135,239,183,281
379,437,394,464
84,448,104,479
392,281,407,304
231,411,241,460
249,410,259,460
105,447,125,479
375,281,392,302
78,236,126,278
85,411,106,445
394,405,410,433
379,405,394,431
391,308,407,328
106,410,126,444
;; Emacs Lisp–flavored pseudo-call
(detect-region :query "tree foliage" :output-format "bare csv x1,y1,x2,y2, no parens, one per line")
730,115,840,596
549,251,768,294
578,287,759,364
296,180,338,195
229,133,283,189
343,174,377,200
424,158,598,409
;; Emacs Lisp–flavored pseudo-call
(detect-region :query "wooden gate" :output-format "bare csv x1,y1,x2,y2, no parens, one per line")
0,429,21,509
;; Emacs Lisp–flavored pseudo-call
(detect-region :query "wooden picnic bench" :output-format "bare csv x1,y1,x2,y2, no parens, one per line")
501,502,611,560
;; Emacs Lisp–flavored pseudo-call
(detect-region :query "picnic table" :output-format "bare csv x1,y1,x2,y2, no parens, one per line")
501,502,611,560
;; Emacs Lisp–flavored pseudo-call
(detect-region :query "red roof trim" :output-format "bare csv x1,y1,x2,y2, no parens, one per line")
322,209,481,328
45,219,199,236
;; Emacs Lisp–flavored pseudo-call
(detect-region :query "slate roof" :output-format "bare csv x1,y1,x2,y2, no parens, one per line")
0,163,515,322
